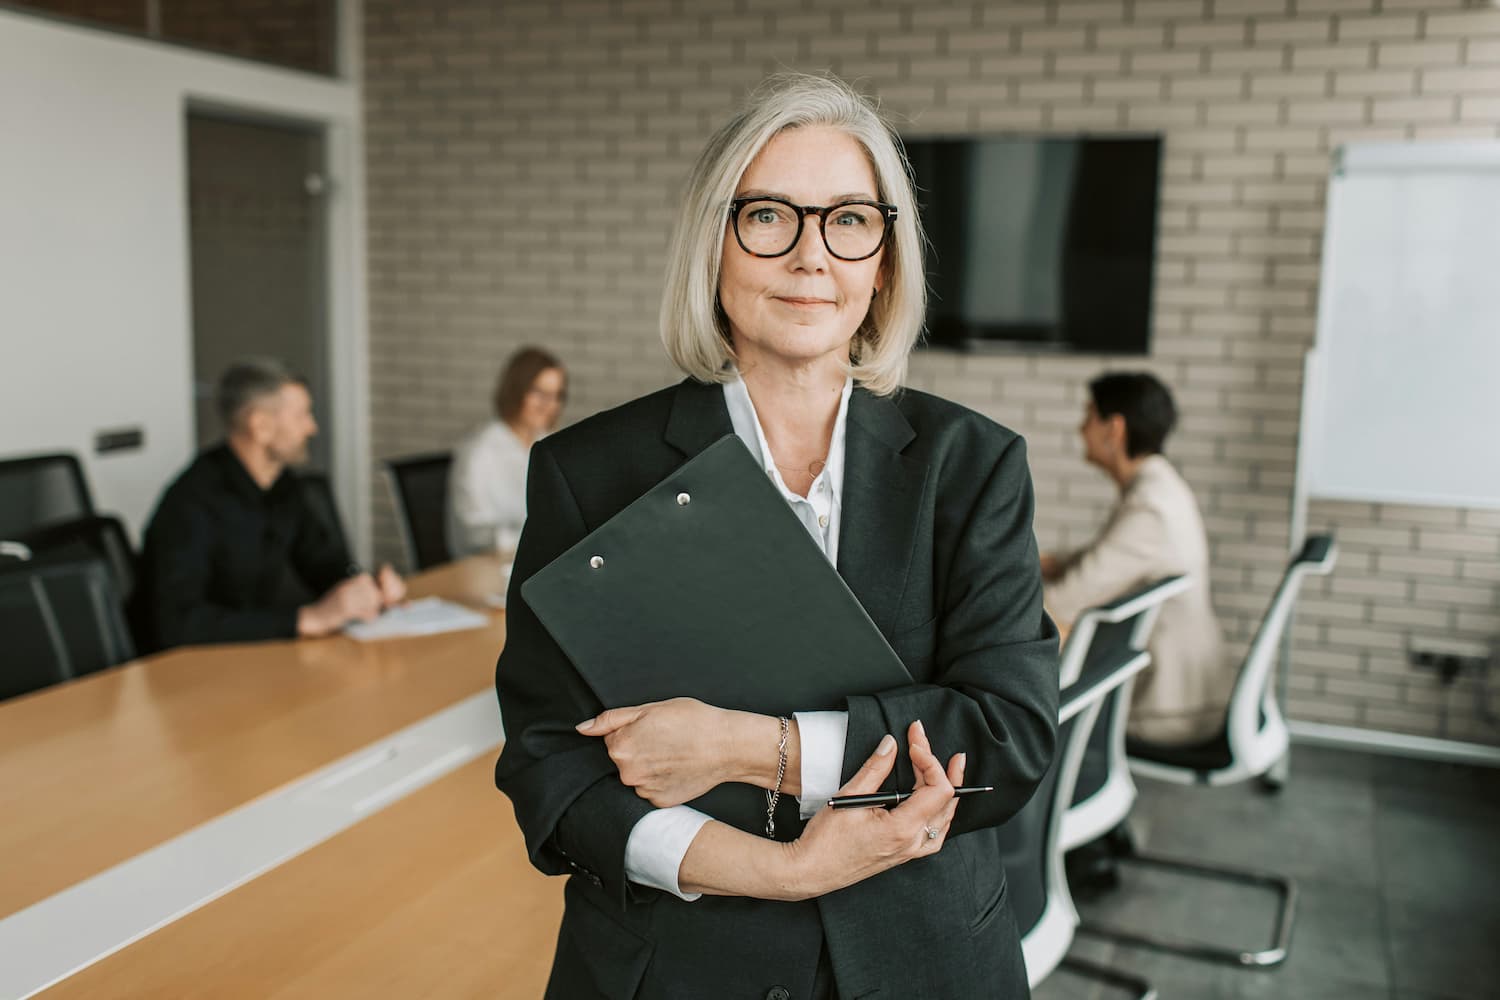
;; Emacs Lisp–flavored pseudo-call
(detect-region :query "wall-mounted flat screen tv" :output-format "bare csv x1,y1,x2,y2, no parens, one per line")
903,135,1163,355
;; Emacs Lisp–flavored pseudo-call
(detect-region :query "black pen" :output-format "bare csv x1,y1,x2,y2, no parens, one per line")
828,786,995,809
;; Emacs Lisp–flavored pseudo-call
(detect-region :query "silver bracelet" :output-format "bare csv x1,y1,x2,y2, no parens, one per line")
765,716,790,838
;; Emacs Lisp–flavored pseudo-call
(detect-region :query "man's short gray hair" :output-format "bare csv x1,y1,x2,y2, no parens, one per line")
217,358,302,432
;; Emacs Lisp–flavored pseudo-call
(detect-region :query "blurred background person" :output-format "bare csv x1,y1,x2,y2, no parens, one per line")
446,346,567,558
1041,371,1229,746
132,358,404,652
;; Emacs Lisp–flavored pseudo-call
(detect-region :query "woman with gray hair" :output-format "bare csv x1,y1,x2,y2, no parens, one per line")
495,74,1057,999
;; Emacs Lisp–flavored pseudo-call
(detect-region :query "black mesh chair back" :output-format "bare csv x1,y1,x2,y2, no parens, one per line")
383,453,452,571
0,556,133,701
996,634,1154,987
297,472,350,559
1053,576,1189,811
0,453,95,540
1002,712,1075,936
1070,616,1144,805
19,514,137,604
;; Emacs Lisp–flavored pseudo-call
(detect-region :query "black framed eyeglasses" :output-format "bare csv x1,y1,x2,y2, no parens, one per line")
728,197,898,262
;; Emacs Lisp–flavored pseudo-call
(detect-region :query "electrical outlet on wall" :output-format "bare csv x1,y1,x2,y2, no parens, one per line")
1408,637,1493,684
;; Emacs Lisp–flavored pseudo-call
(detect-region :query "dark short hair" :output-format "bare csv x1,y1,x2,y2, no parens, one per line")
1088,372,1177,457
493,347,566,423
217,358,304,432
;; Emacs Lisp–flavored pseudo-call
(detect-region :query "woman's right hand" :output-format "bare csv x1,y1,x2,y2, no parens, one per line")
780,719,966,900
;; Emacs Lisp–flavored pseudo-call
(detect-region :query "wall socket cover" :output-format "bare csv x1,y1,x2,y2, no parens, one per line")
1408,636,1492,662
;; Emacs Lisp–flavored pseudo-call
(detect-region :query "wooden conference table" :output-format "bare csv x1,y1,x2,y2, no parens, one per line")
0,556,563,997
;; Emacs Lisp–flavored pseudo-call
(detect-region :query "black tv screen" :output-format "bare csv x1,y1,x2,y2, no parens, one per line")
903,135,1162,354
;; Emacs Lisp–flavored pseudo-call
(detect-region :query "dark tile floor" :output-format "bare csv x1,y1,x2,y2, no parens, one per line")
1033,744,1500,1000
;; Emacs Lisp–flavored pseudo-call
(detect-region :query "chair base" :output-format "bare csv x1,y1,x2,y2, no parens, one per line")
1076,850,1298,968
1059,956,1157,1000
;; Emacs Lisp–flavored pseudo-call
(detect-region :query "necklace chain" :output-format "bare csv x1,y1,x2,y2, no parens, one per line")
772,457,826,478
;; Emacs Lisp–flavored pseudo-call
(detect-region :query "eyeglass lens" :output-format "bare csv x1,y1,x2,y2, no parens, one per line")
734,200,886,260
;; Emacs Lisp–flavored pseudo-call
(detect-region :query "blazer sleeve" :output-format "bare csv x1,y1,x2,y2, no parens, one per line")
493,443,655,906
1043,493,1168,627
841,435,1059,837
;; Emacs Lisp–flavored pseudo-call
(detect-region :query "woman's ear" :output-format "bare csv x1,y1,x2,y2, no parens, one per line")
1106,413,1129,453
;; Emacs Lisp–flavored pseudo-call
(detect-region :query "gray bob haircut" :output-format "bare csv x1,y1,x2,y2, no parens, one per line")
217,357,303,431
659,73,926,397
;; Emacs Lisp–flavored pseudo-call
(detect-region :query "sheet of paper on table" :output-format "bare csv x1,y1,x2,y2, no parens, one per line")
345,597,491,641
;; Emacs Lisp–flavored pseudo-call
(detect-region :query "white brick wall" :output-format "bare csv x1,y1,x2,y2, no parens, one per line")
364,0,1500,746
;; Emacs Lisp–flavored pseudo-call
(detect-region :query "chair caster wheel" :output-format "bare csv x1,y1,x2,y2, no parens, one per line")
1104,823,1137,857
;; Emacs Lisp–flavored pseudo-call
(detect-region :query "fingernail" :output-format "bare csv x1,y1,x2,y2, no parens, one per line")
957,753,967,769
575,719,595,732
876,734,896,756
916,719,926,735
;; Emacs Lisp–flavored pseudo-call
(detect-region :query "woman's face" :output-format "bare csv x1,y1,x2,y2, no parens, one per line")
519,367,566,435
718,125,885,372
1079,402,1122,468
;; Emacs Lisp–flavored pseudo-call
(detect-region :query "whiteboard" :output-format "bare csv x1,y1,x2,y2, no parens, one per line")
1305,141,1500,509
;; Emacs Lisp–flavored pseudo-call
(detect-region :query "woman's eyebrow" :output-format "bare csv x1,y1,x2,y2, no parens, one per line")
734,189,878,203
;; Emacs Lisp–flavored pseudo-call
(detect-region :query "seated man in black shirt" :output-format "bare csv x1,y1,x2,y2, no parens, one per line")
134,358,405,652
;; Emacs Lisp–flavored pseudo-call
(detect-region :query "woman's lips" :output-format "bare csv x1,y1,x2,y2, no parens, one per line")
776,296,835,308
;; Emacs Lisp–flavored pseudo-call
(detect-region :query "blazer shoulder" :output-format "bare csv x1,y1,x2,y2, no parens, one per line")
892,387,1026,461
534,383,679,466
1128,456,1205,520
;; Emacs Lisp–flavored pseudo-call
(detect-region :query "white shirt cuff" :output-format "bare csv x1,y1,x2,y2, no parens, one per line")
623,805,712,901
794,710,849,819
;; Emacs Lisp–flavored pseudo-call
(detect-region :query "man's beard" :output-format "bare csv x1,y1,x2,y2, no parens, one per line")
270,442,310,467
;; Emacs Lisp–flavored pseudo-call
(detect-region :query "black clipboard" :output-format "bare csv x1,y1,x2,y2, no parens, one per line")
521,435,911,834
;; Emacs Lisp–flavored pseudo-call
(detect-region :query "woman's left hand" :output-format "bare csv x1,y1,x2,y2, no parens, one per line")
577,698,739,807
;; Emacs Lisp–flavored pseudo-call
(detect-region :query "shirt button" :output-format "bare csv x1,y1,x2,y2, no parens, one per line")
818,515,828,529
765,989,791,1000
816,481,826,492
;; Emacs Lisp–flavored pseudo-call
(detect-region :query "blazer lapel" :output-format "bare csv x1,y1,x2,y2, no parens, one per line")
663,377,735,459
837,389,928,639
664,378,927,637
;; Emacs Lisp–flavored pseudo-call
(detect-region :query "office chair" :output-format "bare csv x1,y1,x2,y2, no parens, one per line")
1129,534,1339,789
297,472,351,560
0,452,95,540
0,556,134,701
1,540,33,562
1001,617,1158,998
383,452,452,571
1073,534,1338,968
1060,576,1192,855
19,514,137,605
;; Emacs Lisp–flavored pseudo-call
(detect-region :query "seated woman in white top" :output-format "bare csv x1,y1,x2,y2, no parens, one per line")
446,346,567,557
1041,372,1231,746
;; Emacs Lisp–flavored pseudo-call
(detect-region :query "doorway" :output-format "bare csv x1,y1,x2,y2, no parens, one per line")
185,112,331,474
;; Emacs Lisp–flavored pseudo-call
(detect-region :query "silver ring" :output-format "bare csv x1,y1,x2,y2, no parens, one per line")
924,826,940,840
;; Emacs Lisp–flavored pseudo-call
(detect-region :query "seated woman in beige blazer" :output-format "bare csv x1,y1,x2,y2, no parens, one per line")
1041,372,1231,746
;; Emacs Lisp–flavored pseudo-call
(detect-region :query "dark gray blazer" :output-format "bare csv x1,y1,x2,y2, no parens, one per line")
495,378,1059,1000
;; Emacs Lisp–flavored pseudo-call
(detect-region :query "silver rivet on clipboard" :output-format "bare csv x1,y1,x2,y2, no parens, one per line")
589,555,604,569
676,492,691,506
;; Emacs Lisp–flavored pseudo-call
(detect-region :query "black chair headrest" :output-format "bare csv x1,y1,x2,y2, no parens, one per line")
1295,533,1334,567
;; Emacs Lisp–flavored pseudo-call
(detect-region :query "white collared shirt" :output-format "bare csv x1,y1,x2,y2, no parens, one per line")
446,421,533,557
621,375,854,900
723,372,850,566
